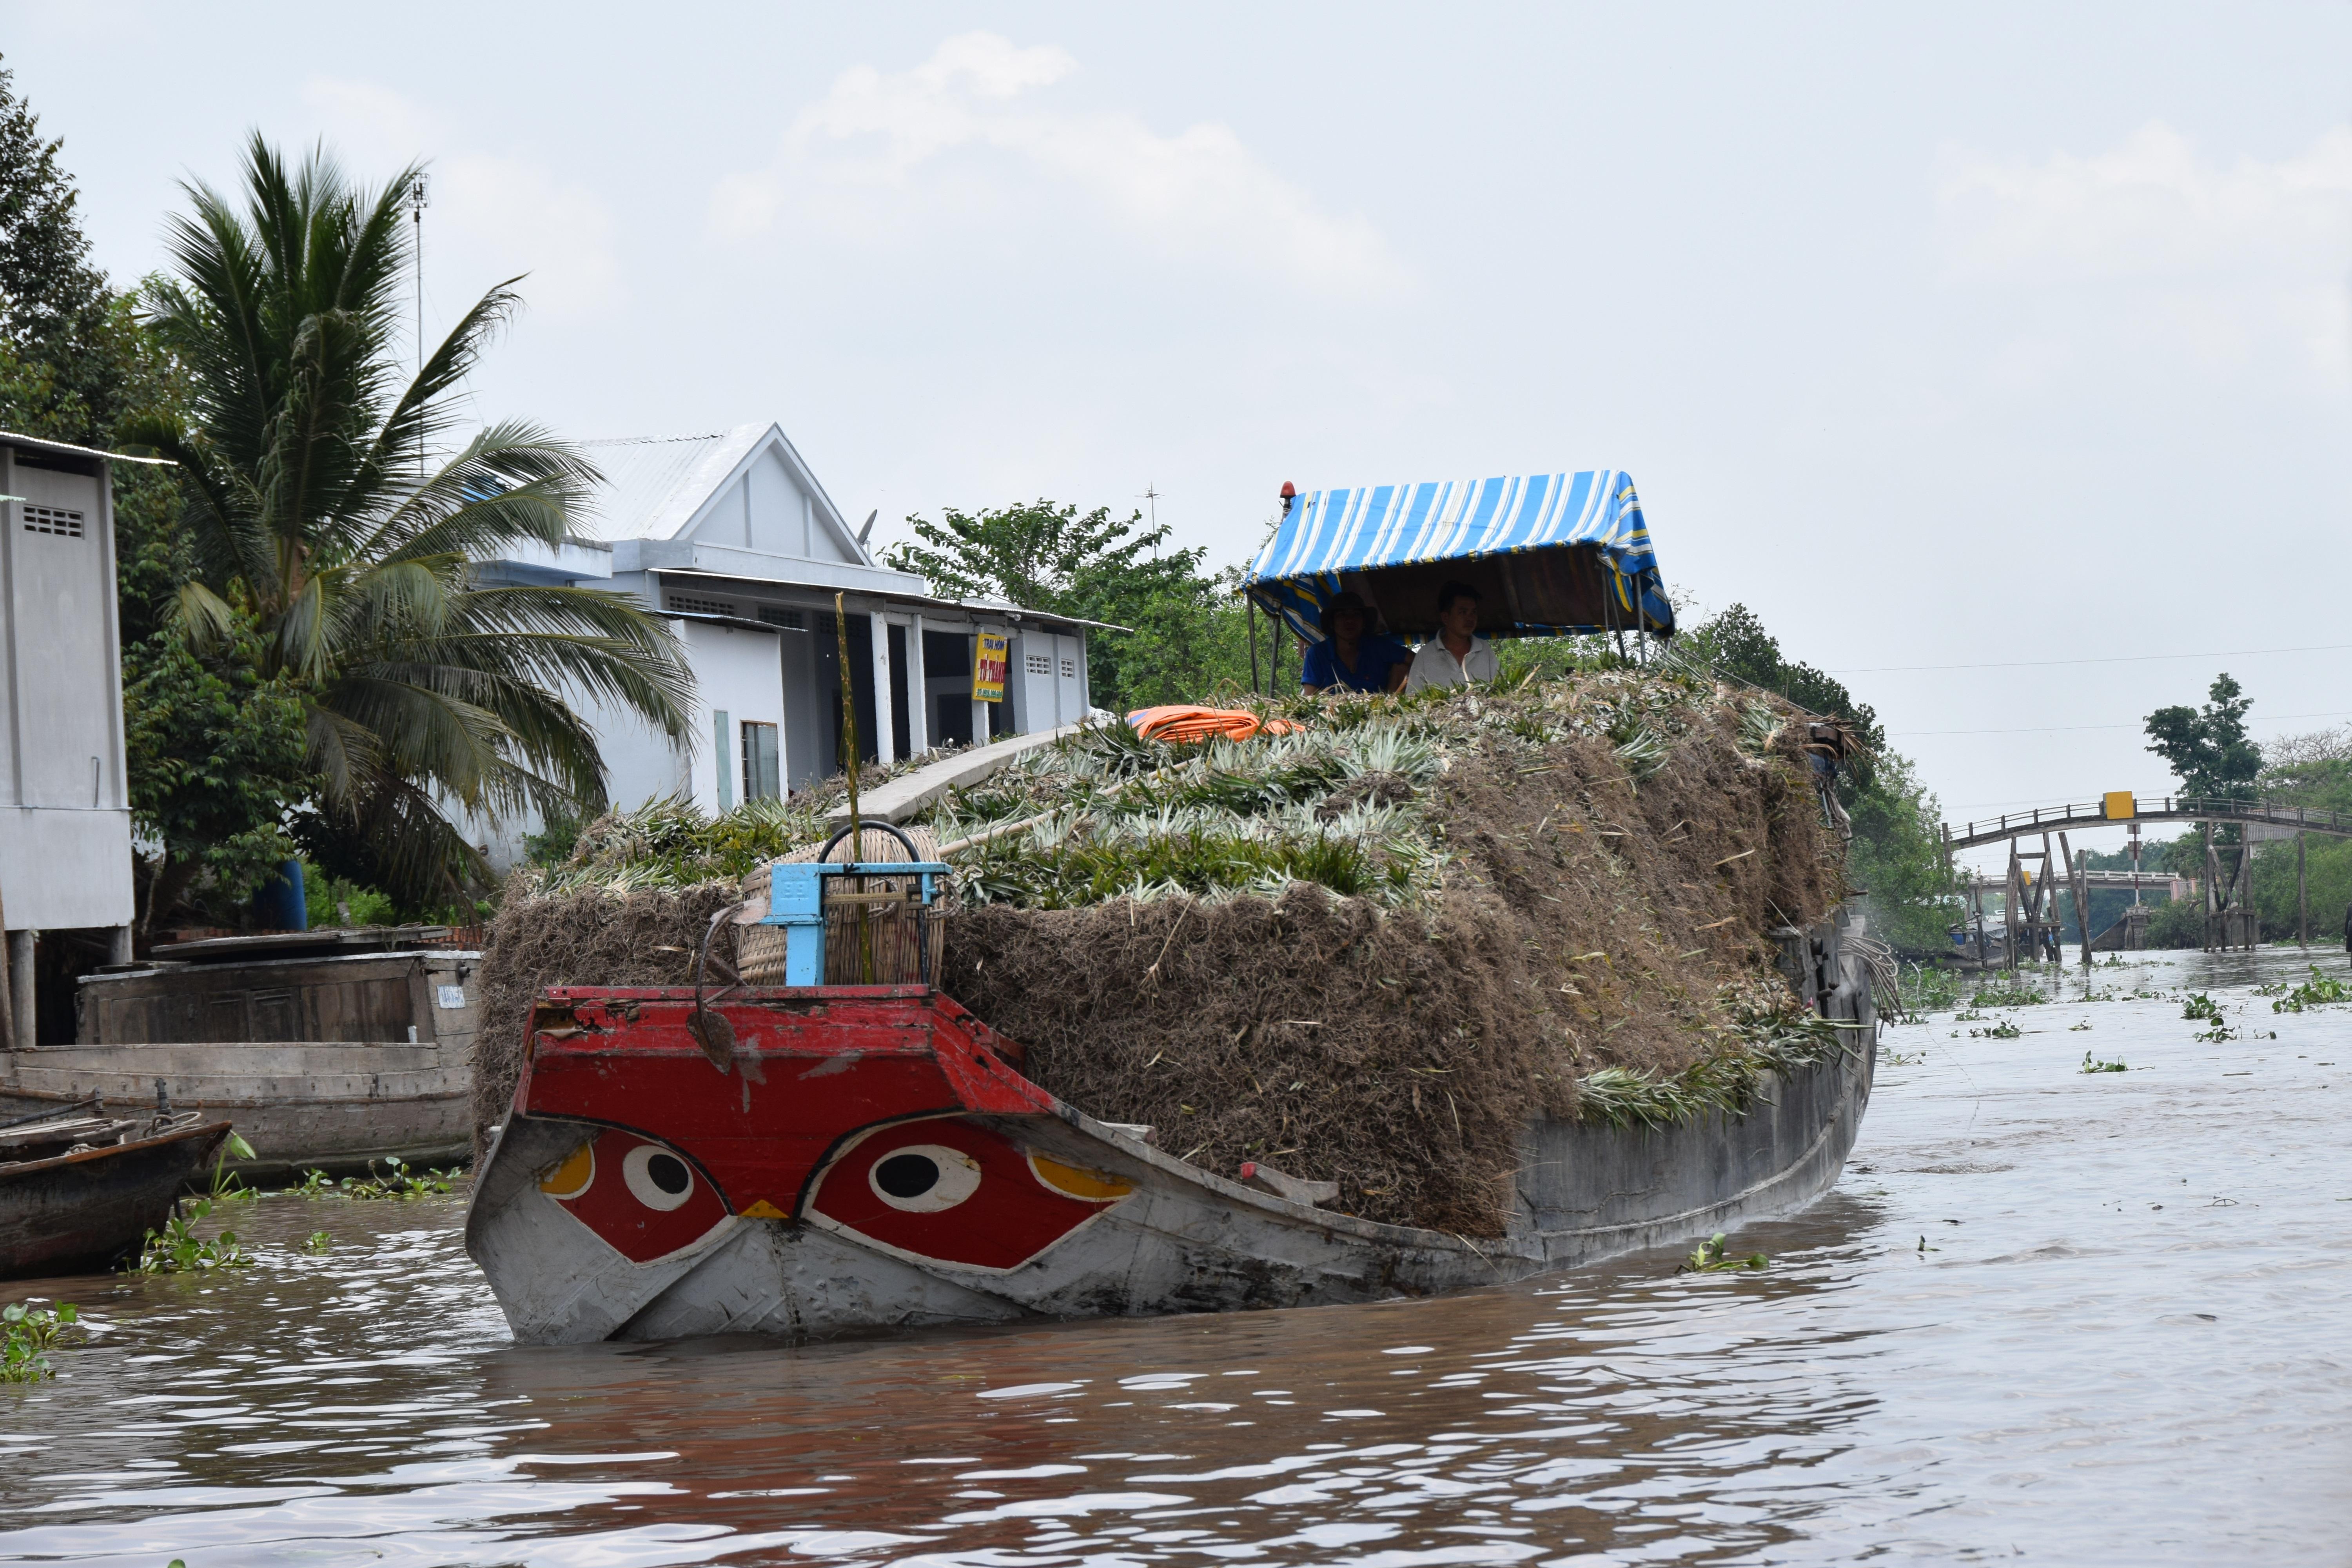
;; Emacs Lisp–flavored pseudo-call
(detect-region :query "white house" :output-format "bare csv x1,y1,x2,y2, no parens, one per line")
474,424,1096,863
0,431,159,1043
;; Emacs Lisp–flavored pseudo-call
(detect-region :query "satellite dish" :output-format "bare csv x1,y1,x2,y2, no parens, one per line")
857,509,878,548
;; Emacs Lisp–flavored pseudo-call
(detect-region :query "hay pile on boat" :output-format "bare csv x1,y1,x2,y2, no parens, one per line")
473,665,1846,1236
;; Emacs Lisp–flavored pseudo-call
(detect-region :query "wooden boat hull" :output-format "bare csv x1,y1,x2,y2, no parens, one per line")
466,972,1873,1346
0,1042,470,1178
0,1120,232,1279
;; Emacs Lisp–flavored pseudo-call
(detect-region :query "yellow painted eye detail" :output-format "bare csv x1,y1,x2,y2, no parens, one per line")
1028,1153,1132,1202
539,1142,594,1199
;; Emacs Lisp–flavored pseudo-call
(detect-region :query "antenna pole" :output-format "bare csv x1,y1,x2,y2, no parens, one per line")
410,172,429,476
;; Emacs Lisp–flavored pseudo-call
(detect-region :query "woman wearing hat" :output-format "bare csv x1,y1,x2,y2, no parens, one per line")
1300,592,1410,695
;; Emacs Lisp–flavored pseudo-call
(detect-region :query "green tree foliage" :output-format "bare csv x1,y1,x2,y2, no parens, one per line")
1841,751,1959,952
0,56,120,437
122,619,309,924
0,62,187,637
1678,603,1886,766
122,138,694,905
886,499,1251,713
2144,674,2260,802
2141,672,2264,874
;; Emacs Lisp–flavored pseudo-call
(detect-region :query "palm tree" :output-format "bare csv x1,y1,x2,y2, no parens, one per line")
124,136,692,905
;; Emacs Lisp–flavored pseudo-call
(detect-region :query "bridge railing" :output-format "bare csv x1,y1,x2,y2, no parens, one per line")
1944,795,2352,848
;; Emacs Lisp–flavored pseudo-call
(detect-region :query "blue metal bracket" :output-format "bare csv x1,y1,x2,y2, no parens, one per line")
759,859,953,987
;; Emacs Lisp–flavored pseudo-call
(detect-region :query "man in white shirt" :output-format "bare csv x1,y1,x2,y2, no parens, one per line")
1404,581,1499,692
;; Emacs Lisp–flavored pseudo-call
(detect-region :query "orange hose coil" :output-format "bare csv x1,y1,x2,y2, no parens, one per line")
1123,705,1304,744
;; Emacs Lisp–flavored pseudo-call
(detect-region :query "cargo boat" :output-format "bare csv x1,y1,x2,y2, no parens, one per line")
465,843,1875,1345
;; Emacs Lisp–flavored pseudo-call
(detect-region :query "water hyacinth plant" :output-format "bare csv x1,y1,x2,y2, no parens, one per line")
0,1302,80,1383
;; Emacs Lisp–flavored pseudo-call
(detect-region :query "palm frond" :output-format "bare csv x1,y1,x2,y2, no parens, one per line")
143,135,697,900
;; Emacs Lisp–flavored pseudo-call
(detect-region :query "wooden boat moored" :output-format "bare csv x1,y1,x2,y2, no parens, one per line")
0,1107,232,1279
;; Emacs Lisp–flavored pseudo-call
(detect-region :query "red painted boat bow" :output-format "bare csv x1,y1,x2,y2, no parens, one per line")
512,987,1130,1274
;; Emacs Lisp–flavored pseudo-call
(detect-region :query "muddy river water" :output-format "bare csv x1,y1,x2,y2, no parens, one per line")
0,946,2346,1566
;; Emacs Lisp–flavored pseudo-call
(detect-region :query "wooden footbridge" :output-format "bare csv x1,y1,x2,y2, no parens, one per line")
1940,794,2352,853
1937,793,2352,966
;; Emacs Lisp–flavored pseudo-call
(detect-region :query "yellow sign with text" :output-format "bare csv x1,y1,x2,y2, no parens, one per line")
973,631,1009,702
2103,791,2136,820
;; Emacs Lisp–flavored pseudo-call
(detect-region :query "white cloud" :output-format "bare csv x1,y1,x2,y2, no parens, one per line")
1936,122,2352,383
1938,122,2352,282
300,76,623,317
710,32,1410,301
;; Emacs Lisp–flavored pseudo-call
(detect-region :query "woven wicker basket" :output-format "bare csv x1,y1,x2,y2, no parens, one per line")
735,824,947,986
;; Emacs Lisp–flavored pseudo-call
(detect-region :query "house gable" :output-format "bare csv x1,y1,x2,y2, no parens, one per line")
679,426,868,568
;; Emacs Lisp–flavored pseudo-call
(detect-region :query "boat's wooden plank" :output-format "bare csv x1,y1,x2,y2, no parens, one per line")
20,1041,465,1071
4,1069,469,1102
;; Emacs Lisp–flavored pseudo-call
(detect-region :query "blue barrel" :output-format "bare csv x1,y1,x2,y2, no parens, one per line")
252,860,309,931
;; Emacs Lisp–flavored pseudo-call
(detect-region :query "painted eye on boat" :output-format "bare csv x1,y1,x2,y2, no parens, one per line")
867,1144,982,1212
622,1143,697,1212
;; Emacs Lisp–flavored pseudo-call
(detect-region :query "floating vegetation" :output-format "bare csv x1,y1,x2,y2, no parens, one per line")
302,1231,332,1254
2080,1051,2129,1073
1971,985,2046,1009
2183,993,2223,1022
0,1302,80,1383
289,1169,332,1196
1683,1232,1768,1272
130,1198,249,1274
336,1160,457,1200
130,1134,263,1275
2272,966,2349,1014
1895,963,1964,1015
1969,1019,2024,1039
2069,1020,2095,1032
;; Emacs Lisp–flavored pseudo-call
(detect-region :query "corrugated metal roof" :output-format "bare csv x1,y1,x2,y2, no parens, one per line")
0,429,174,466
573,426,769,543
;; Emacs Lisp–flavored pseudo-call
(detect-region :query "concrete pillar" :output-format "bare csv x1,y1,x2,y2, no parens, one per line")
906,614,929,756
7,930,32,1049
108,924,132,966
867,610,896,767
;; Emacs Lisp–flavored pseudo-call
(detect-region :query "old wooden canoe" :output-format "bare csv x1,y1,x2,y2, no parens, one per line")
0,1117,232,1279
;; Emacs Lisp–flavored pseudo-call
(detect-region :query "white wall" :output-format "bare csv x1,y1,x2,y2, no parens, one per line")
1008,629,1091,731
472,616,785,873
675,619,786,815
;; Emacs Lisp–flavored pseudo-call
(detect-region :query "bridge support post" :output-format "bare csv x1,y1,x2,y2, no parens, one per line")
2298,831,2308,946
2060,831,2093,969
2236,842,2257,951
2204,834,2223,951
2004,842,2023,971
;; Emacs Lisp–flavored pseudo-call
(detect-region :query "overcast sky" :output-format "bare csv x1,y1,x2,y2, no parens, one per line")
8,2,2349,865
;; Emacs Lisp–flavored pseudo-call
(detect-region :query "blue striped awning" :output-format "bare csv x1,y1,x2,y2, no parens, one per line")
1241,472,1673,644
